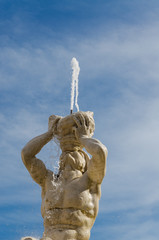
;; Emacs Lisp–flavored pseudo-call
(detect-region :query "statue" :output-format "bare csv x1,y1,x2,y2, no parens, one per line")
21,111,108,240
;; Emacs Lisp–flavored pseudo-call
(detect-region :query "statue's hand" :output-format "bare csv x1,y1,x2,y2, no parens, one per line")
73,113,92,140
48,115,61,136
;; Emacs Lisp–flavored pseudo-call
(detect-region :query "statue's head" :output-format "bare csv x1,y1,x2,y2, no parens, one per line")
48,111,95,151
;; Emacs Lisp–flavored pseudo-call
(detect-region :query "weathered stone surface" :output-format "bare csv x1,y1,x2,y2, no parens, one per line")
21,111,108,240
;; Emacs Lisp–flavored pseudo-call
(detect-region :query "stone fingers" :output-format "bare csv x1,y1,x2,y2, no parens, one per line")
78,113,85,126
79,113,91,134
85,115,90,128
73,116,81,128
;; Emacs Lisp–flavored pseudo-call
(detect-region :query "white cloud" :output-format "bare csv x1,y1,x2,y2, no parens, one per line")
97,90,159,213
1,20,159,99
0,44,72,94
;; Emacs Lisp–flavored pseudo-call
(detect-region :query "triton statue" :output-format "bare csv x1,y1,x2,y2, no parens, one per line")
21,111,108,240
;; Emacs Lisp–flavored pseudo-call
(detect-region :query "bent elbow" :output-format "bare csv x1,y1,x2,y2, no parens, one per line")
97,144,108,162
21,148,26,164
21,147,30,165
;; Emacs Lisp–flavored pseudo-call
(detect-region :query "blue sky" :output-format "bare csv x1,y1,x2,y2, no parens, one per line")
1,0,159,239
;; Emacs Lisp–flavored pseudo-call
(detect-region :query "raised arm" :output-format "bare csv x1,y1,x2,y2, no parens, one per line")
21,115,60,186
21,131,52,186
73,113,108,184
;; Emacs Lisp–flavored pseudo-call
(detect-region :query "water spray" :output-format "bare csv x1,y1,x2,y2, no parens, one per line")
70,57,80,114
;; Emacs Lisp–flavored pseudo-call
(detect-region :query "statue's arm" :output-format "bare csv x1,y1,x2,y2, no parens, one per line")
80,136,107,184
21,131,53,186
73,113,108,184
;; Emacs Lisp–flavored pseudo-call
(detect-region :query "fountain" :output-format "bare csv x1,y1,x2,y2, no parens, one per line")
21,59,108,240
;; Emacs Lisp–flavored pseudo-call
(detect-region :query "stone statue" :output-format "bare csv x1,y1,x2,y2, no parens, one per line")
21,111,108,240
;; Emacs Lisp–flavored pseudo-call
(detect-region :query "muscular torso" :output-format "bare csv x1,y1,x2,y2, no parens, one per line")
41,170,101,240
21,113,107,240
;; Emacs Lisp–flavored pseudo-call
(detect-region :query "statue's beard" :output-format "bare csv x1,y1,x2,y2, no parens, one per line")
59,151,86,173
